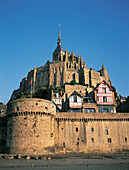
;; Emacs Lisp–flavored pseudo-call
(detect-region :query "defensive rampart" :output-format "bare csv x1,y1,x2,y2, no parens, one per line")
6,98,56,155
54,112,129,153
2,98,129,155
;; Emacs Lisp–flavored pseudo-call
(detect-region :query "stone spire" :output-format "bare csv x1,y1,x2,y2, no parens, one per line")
80,55,83,68
102,62,107,76
53,24,64,60
84,61,86,68
57,24,61,45
65,47,67,53
81,55,83,62
102,62,105,71
77,53,80,63
65,47,68,61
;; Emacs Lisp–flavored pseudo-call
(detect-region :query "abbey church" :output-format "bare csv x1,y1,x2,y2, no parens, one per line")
11,27,111,100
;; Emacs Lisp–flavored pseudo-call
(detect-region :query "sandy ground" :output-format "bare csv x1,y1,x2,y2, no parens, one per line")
0,155,129,170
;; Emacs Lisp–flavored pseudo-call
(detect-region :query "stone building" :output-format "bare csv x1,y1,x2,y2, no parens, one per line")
52,80,116,113
11,27,111,100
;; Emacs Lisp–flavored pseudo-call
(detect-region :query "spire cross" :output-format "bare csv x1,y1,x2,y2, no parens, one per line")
59,23,61,35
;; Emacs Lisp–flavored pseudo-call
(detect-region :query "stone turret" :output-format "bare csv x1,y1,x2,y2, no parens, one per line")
72,51,74,62
101,63,107,76
84,61,86,68
65,47,68,61
77,53,80,64
80,55,83,68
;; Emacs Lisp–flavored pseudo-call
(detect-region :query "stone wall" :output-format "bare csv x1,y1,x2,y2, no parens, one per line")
2,98,129,155
54,112,129,153
49,61,65,87
6,98,56,154
65,84,87,97
0,115,7,153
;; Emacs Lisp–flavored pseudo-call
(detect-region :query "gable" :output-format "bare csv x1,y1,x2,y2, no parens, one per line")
70,91,82,98
96,80,113,91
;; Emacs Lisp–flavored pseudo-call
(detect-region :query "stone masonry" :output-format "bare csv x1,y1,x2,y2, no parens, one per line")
11,28,111,100
0,98,128,155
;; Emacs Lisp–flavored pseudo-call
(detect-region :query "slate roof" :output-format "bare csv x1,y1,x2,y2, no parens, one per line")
53,44,64,53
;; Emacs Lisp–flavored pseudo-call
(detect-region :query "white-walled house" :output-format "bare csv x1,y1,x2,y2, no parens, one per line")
69,91,82,112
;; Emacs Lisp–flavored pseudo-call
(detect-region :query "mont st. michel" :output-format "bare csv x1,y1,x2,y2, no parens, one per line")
0,27,129,155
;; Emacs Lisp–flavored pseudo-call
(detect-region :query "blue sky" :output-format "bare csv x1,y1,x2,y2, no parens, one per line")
0,0,129,103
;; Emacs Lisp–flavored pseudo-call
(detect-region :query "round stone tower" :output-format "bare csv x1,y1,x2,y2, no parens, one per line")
6,98,56,155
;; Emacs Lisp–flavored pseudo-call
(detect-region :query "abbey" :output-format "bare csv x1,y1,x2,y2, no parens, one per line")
11,27,111,100
0,27,128,155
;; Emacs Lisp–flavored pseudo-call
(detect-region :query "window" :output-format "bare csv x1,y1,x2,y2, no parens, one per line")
16,107,19,112
125,138,127,142
74,96,77,102
103,97,107,102
76,127,78,132
70,108,82,113
103,88,106,93
91,138,94,142
45,107,48,110
108,138,111,143
105,129,109,135
63,143,65,148
97,97,99,101
96,89,98,93
91,127,94,132
73,73,75,80
85,108,95,113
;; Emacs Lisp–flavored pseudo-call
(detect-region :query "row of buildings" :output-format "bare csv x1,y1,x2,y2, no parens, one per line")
52,80,116,113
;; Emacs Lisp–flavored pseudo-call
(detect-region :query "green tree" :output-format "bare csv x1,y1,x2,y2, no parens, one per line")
34,87,51,100
70,79,77,85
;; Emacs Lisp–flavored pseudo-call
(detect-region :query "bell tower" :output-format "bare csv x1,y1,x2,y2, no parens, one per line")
53,24,65,62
